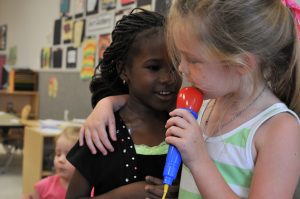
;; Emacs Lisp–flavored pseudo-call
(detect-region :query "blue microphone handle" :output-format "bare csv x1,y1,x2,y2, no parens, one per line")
163,108,198,185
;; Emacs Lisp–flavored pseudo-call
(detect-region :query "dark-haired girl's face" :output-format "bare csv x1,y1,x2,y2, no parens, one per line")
124,33,182,112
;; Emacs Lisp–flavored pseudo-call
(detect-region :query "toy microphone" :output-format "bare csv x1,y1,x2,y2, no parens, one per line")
162,87,203,199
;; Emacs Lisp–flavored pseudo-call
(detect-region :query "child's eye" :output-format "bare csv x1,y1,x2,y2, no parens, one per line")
186,57,199,64
146,65,161,71
182,54,201,64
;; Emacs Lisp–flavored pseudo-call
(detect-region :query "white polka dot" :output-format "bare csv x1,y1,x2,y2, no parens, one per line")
131,157,135,160
130,145,133,148
126,164,129,167
125,178,129,182
134,176,137,178
123,149,126,153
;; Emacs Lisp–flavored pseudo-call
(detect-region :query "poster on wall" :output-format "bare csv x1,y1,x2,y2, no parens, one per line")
81,38,96,79
98,34,111,61
74,19,85,47
52,48,63,68
53,19,62,45
41,47,52,69
8,46,17,65
66,47,77,68
0,25,7,50
101,0,117,10
72,0,85,18
0,55,6,89
60,0,70,15
62,18,74,44
48,76,58,98
85,12,114,37
86,0,99,15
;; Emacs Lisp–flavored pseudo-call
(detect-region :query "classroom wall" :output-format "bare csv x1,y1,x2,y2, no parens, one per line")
0,0,94,120
0,0,59,69
38,71,92,120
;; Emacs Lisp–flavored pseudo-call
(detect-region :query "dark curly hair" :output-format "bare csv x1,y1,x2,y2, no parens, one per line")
89,8,165,108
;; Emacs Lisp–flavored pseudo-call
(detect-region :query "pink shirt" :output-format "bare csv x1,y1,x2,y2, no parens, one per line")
34,175,66,199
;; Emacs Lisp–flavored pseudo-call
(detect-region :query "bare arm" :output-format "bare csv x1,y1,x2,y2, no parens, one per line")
66,170,93,199
79,95,129,155
247,114,300,198
94,177,178,199
67,170,145,199
67,171,178,199
166,109,300,198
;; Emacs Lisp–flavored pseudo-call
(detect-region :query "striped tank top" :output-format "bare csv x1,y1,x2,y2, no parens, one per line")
178,103,300,199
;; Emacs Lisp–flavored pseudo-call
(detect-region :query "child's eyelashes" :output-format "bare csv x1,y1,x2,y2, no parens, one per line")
181,54,202,64
145,64,161,71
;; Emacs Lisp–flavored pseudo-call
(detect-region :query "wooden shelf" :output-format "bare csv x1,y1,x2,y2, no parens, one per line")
22,127,60,195
0,90,38,95
0,90,39,118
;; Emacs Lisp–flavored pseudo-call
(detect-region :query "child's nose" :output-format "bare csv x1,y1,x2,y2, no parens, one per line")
58,154,67,162
159,68,174,83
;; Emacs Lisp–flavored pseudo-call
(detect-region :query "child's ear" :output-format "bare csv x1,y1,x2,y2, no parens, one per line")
235,53,258,76
116,62,128,82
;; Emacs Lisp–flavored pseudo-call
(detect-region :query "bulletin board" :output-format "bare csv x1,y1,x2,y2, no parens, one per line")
38,71,92,120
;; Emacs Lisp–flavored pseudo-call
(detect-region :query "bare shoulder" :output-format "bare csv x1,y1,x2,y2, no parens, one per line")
255,112,300,147
250,113,300,198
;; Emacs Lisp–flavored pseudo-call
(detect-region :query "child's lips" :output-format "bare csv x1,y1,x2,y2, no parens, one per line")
155,90,175,101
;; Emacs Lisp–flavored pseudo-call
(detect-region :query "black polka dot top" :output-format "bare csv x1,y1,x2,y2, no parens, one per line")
67,111,167,196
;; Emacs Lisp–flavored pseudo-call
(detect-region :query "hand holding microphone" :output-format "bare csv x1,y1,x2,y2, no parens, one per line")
162,87,203,199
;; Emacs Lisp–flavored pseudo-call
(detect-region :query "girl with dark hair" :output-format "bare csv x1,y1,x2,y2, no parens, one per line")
66,8,181,199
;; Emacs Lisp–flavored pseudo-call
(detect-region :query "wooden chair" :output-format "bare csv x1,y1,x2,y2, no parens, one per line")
0,105,31,173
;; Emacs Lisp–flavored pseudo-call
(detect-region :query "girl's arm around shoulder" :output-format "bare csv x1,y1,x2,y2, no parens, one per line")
250,112,300,198
79,95,129,155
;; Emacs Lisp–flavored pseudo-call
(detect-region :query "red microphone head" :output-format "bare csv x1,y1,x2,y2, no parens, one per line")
176,87,203,113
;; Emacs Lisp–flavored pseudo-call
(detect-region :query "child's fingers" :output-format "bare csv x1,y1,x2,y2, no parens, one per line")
165,124,186,138
145,184,178,199
88,128,108,156
92,125,114,153
108,119,117,142
165,116,188,130
79,126,85,146
145,176,163,185
84,129,100,155
169,108,198,123
165,132,183,149
145,184,164,198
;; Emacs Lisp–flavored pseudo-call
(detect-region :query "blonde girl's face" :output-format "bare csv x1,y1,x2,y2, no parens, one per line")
54,135,75,182
173,21,241,99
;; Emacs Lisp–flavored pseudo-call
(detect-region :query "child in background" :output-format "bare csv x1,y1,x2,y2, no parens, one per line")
79,0,300,198
32,126,80,199
65,8,181,199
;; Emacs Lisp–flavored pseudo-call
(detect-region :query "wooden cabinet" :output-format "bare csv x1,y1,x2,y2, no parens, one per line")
0,90,39,118
22,127,60,195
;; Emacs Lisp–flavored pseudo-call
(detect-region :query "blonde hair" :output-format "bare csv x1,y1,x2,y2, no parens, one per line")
167,0,300,116
57,125,81,145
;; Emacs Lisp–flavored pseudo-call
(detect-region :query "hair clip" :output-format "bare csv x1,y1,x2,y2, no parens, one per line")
282,0,300,39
